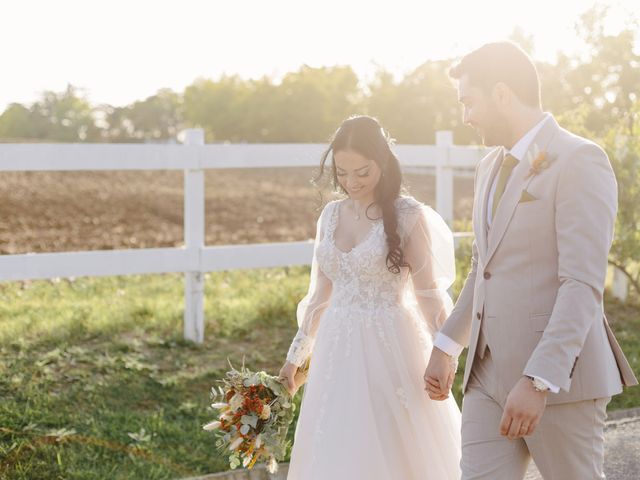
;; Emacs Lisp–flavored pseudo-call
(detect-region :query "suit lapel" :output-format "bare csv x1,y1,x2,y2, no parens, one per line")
476,148,503,260
485,157,532,262
484,116,561,265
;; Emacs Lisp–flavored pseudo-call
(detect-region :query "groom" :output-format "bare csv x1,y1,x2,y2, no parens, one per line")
425,41,638,479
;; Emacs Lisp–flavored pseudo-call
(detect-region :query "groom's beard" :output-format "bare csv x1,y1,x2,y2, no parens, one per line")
479,110,511,147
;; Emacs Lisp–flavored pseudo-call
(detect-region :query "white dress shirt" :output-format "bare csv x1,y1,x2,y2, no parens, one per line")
433,113,560,393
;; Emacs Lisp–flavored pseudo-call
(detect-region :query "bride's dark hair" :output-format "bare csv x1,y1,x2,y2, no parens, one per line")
316,115,408,274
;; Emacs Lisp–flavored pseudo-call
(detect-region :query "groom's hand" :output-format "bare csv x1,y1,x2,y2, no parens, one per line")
424,348,456,401
499,376,548,439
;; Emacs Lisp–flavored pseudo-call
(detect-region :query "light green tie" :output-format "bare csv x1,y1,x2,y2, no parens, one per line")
491,153,519,218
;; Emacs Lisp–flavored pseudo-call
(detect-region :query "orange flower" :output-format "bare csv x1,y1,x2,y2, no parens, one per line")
525,146,553,179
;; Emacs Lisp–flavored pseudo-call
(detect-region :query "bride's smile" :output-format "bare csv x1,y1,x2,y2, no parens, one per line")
334,149,382,202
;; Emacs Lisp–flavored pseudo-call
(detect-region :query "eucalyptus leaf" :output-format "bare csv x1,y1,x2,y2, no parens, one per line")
241,414,258,428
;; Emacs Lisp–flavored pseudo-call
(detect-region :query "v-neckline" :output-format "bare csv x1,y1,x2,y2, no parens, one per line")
329,200,382,255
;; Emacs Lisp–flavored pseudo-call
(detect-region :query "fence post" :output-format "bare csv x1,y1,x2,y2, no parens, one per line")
435,130,454,226
183,129,205,343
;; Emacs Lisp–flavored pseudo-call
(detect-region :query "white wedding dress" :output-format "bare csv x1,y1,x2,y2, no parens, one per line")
286,196,461,480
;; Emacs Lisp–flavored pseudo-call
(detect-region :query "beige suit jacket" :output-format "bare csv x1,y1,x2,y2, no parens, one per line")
440,115,638,405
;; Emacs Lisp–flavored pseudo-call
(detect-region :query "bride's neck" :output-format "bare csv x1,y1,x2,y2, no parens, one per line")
350,196,380,219
351,195,375,211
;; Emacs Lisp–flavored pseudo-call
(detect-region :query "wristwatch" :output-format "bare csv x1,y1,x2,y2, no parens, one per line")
525,375,550,392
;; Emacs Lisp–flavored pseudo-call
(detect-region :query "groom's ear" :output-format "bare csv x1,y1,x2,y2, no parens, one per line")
492,82,515,109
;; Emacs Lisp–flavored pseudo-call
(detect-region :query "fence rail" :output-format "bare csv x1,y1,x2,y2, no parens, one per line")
0,129,488,342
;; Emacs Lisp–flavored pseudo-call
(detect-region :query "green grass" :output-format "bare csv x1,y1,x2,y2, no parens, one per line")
0,269,307,479
0,260,638,479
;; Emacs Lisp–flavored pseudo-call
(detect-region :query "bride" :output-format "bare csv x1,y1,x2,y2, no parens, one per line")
280,115,461,479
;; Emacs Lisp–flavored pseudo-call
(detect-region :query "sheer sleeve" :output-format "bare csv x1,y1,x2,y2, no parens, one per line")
400,199,456,336
286,202,334,367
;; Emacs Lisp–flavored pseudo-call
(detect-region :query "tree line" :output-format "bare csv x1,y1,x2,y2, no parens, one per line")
0,8,637,146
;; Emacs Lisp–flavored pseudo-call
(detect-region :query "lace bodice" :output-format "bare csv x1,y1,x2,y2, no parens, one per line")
319,200,410,311
286,196,455,366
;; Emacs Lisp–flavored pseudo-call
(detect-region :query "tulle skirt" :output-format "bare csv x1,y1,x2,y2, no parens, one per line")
287,304,461,480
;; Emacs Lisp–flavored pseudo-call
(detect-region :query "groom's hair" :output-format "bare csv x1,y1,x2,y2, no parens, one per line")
449,41,541,108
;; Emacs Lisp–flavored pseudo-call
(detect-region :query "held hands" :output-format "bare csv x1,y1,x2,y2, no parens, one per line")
499,376,548,439
424,347,457,401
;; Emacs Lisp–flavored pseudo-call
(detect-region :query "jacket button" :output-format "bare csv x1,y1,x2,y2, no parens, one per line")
484,271,491,279
476,312,481,320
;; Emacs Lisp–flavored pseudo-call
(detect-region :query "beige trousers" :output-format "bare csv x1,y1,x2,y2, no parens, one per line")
461,349,609,480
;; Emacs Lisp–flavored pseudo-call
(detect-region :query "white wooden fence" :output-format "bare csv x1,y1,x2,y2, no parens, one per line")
1,129,588,343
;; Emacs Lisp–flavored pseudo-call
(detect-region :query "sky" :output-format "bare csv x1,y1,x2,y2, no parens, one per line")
0,0,638,111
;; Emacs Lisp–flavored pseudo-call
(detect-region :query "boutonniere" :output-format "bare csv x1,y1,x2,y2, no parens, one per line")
524,144,554,179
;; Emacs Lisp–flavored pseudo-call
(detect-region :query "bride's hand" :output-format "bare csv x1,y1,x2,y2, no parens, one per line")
279,361,299,395
424,348,456,400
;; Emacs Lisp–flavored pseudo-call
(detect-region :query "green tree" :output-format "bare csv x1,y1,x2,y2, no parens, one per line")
0,103,35,141
32,85,101,142
0,85,99,142
182,66,360,143
605,102,640,298
239,77,281,142
365,61,469,144
560,5,640,136
262,65,361,142
183,75,250,142
103,89,183,142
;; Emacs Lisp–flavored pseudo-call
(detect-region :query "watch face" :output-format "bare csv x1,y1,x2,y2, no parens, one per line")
532,379,549,391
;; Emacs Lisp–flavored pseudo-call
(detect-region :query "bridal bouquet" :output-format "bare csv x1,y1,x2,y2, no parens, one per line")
203,362,306,473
